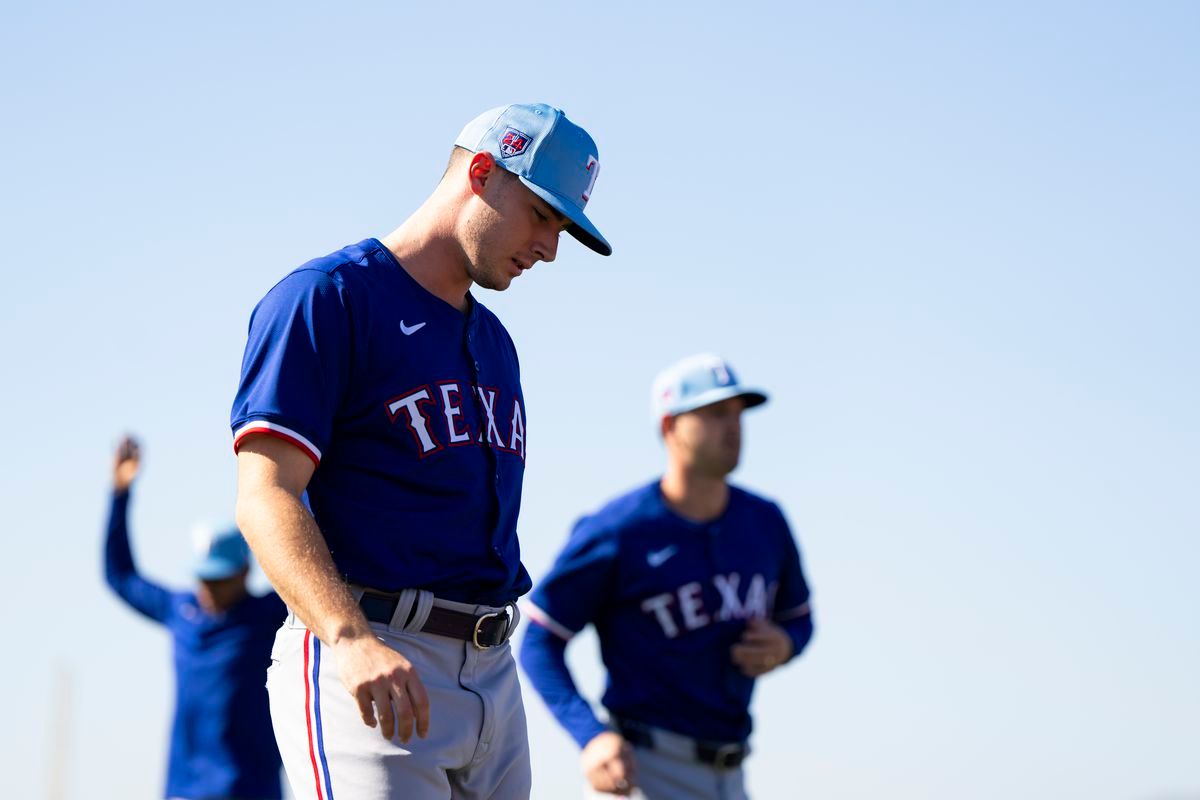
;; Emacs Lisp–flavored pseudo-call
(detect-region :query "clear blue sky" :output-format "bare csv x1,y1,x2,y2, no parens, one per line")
2,2,1197,798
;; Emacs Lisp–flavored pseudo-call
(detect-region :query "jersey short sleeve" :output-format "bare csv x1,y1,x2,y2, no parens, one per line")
526,516,619,640
230,269,352,465
770,503,812,621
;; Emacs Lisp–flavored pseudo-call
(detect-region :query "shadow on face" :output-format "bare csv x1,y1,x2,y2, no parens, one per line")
460,159,566,291
664,396,747,478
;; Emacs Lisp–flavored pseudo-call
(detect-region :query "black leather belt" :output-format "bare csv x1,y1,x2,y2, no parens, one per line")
359,591,514,649
615,717,748,769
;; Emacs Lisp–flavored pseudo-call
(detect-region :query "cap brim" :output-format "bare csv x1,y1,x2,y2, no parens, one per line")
666,387,769,417
194,557,246,581
518,176,612,256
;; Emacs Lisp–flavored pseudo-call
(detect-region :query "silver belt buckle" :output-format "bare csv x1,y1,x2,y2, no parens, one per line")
471,611,502,649
471,602,517,649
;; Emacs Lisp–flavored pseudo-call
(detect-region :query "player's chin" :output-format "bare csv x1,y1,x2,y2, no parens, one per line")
473,269,515,292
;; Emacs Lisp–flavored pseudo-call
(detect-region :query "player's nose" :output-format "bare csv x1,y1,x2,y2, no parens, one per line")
532,234,558,264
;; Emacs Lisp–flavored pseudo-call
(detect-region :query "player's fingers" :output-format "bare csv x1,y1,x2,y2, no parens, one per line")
603,758,633,796
740,625,779,644
730,642,762,663
406,673,431,739
731,645,772,675
624,744,640,786
372,686,396,740
586,764,615,794
616,747,641,793
354,686,379,728
738,628,790,666
391,689,415,743
735,638,777,656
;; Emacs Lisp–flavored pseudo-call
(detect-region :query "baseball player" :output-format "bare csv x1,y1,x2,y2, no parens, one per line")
230,103,610,800
103,435,285,800
519,354,814,799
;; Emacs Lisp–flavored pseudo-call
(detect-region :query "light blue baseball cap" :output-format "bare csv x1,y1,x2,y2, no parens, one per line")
455,103,612,256
192,525,250,581
651,354,768,419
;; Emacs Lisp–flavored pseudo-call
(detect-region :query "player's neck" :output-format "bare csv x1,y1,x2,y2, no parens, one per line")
380,205,473,313
659,467,729,523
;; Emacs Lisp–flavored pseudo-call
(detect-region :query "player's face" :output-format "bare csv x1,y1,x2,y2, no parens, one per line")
195,569,249,613
460,169,567,291
668,396,746,478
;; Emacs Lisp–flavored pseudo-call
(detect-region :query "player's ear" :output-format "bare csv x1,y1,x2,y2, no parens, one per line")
659,414,674,440
467,152,498,197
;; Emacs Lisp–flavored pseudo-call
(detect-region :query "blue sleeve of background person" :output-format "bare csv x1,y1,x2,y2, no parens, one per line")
522,515,620,746
770,503,815,660
527,515,619,634
103,489,172,623
230,269,352,458
519,624,610,748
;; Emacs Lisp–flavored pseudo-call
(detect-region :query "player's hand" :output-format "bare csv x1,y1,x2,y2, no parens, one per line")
582,731,638,796
730,617,793,677
333,635,431,744
113,435,141,491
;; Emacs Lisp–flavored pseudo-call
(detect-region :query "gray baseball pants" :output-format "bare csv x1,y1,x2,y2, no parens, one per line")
266,593,530,800
586,724,748,800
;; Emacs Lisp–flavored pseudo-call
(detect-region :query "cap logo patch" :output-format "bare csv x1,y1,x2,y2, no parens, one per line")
582,155,600,203
713,365,732,386
499,127,531,158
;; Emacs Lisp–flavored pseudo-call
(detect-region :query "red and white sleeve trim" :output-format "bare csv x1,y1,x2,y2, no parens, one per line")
233,421,322,466
523,602,577,642
775,601,811,621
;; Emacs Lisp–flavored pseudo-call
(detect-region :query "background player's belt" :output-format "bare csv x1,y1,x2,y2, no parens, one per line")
615,716,749,769
359,590,514,648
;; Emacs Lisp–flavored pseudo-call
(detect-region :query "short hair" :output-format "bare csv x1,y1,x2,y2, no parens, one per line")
441,145,472,182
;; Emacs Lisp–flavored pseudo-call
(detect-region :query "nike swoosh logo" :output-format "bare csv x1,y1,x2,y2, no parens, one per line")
646,546,678,568
399,320,426,336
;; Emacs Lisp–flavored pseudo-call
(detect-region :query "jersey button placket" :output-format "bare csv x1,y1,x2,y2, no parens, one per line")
465,314,506,565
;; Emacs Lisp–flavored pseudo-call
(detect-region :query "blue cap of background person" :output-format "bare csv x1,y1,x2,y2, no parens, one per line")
455,103,612,256
651,354,769,419
191,524,250,581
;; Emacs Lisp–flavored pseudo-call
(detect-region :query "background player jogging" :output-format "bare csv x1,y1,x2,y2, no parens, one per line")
520,354,815,799
103,435,285,800
230,102,610,799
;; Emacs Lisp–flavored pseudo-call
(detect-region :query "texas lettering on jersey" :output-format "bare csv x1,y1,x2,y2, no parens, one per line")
640,572,778,639
386,380,526,460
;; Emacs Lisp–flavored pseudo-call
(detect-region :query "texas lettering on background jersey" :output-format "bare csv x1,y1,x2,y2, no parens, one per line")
639,571,777,639
385,381,526,460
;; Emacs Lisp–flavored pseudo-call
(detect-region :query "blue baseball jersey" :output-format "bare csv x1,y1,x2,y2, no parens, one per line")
523,481,813,744
104,490,285,800
230,238,531,605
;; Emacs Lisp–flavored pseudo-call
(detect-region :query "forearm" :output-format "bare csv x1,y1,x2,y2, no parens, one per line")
235,484,372,645
519,623,608,748
103,489,136,586
102,485,170,620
